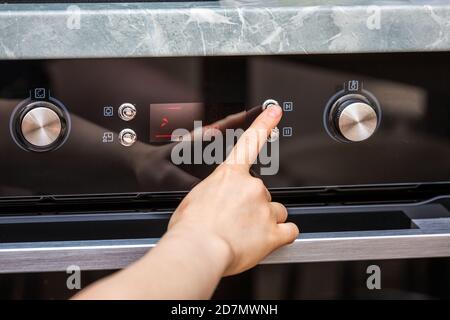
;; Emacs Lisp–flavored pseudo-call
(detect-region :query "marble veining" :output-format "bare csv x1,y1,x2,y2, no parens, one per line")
0,0,449,59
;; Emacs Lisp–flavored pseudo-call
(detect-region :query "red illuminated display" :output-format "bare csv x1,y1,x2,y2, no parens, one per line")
150,103,204,142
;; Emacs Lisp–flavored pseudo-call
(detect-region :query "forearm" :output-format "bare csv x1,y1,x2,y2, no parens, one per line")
74,225,232,300
72,103,297,300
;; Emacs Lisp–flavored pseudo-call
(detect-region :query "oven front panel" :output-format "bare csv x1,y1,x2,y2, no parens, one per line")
0,53,449,199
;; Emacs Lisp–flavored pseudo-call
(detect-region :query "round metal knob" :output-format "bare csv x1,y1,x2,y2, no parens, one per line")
337,102,378,142
325,93,380,143
119,128,137,147
11,100,69,152
21,106,62,147
118,103,137,121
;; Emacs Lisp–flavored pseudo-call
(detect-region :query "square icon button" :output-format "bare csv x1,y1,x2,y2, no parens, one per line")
283,102,293,112
282,127,293,137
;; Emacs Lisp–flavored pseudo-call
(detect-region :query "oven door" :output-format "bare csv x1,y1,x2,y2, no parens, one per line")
0,195,450,273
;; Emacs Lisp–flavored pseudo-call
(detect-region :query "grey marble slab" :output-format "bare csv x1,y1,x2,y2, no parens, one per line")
0,1,449,59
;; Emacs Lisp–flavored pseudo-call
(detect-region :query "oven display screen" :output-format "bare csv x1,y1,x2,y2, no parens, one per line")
150,103,204,143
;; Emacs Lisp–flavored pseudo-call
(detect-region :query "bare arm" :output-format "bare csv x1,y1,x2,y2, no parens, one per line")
73,104,299,300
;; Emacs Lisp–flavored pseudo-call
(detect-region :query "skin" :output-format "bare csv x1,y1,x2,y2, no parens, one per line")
74,104,299,300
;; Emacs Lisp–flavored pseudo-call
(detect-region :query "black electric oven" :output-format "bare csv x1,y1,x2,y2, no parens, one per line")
1,52,450,272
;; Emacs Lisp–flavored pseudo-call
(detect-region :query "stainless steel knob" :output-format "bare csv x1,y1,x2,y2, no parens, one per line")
21,106,62,147
11,100,69,152
118,103,137,121
119,128,137,147
337,102,378,142
325,93,380,143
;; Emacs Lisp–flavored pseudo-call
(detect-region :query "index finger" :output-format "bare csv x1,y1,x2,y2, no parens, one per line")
224,104,282,170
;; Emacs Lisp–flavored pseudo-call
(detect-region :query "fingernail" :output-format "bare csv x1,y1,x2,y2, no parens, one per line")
267,104,282,118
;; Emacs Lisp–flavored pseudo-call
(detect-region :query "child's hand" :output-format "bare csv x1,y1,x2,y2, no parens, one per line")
74,104,299,300
168,104,299,276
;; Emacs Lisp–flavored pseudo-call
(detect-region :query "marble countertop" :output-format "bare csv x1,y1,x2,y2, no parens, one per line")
0,0,449,59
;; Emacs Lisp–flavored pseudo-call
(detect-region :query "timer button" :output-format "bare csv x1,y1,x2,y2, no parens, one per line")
119,128,137,147
118,103,136,121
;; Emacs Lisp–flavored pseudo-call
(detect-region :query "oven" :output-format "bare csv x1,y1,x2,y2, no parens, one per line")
0,52,450,272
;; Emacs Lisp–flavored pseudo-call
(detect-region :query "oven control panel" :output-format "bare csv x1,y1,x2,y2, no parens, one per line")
0,53,449,199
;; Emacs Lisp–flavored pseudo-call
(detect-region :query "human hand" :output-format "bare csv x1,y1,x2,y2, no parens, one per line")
167,104,299,276
72,104,299,300
132,106,262,190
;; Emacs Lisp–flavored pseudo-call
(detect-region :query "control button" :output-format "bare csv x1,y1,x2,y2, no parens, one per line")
324,93,380,143
282,102,293,112
262,99,279,110
282,127,293,137
118,103,136,121
119,128,137,147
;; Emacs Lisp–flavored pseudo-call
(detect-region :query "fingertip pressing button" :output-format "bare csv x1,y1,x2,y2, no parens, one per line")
262,99,280,111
